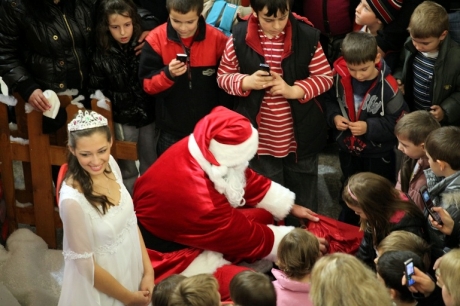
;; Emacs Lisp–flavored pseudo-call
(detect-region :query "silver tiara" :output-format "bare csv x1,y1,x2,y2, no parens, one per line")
68,110,108,132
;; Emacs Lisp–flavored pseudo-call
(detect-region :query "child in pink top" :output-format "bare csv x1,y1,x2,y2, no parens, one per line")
272,228,321,306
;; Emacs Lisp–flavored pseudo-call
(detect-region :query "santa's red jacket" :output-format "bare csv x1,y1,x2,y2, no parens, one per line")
133,135,295,283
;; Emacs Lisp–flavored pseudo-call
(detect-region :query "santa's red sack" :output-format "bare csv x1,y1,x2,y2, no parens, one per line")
306,214,363,254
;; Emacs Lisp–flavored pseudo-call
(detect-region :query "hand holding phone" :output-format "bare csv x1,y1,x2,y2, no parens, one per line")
176,53,187,63
419,186,443,225
404,258,416,286
259,63,271,76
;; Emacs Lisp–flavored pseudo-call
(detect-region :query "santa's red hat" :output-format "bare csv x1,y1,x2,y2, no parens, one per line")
193,106,258,167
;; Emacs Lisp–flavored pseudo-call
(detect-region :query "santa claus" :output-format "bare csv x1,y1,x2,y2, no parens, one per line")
133,106,327,299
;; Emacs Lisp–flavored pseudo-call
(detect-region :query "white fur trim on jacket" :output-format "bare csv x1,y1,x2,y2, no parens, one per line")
180,250,231,277
256,181,295,221
263,225,294,262
209,126,258,168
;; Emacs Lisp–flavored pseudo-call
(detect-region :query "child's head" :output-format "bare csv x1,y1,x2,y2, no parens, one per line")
166,0,202,38
425,126,460,175
152,274,186,306
376,250,424,304
277,228,320,280
341,32,380,81
343,172,423,237
355,0,403,27
310,253,393,306
376,231,431,270
395,110,441,159
229,270,276,306
168,274,220,306
250,0,290,38
408,1,448,53
96,0,141,50
437,249,460,306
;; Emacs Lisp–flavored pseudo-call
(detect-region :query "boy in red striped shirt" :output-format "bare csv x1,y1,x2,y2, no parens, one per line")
217,0,333,226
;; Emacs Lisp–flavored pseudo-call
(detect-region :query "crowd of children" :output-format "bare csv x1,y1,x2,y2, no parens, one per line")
1,0,460,305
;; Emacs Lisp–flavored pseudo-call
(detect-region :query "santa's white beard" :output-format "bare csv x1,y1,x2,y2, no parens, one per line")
209,162,248,208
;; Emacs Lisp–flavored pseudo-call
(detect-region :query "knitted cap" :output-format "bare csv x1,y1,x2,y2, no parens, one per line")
368,0,403,25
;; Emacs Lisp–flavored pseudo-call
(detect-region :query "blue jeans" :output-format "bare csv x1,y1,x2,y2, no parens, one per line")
114,122,156,196
249,153,319,227
449,11,460,44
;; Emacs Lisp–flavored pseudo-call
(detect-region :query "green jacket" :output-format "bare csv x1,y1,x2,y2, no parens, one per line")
395,34,460,125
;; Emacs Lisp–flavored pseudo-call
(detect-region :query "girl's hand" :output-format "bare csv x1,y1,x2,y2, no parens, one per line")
28,89,51,112
429,207,454,235
348,121,367,136
139,273,154,303
333,115,349,131
429,105,444,122
241,70,274,91
124,290,150,306
168,59,187,78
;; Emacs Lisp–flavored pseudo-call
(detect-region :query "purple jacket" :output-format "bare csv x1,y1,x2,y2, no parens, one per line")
272,269,313,306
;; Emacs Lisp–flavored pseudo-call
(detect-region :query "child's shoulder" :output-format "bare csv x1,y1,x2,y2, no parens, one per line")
443,34,460,61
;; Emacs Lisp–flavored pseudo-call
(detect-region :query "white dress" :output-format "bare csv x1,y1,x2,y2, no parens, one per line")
58,156,147,306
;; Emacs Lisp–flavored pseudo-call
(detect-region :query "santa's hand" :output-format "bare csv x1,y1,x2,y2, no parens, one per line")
290,204,319,222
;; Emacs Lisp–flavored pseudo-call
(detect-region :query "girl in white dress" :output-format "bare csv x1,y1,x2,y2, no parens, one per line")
58,110,154,306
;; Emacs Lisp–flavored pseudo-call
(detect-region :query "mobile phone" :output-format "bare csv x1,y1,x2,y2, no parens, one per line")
404,258,415,286
176,53,187,63
419,186,443,225
259,63,271,75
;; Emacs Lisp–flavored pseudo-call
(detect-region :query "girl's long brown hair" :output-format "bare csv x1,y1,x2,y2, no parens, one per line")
343,172,424,245
66,126,115,214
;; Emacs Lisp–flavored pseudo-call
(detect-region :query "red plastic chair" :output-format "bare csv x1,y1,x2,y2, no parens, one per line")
56,163,68,206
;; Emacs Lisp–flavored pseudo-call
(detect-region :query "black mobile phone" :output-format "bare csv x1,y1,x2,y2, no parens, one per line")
176,53,187,63
419,186,443,225
259,63,271,75
404,258,416,286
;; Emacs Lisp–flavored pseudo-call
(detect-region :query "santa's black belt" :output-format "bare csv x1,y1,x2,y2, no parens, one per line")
138,222,187,253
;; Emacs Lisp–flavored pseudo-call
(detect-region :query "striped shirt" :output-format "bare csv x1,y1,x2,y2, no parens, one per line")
413,52,437,110
217,26,333,157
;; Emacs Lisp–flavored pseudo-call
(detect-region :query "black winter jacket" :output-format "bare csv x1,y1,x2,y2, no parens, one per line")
139,16,231,138
89,37,154,128
0,0,96,100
